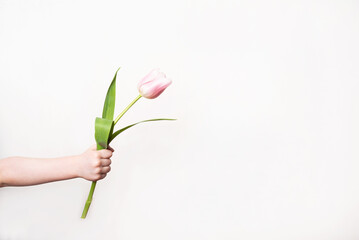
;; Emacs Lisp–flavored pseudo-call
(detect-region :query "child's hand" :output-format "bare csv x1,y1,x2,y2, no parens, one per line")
76,144,114,181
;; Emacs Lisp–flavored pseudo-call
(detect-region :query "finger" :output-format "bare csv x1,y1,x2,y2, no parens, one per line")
107,146,115,152
98,149,113,158
101,158,112,167
101,166,111,174
100,173,107,179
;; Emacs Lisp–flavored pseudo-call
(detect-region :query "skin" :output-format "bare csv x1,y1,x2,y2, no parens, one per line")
0,145,113,187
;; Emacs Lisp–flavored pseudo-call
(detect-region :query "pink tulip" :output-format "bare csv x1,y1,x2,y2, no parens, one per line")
137,68,172,99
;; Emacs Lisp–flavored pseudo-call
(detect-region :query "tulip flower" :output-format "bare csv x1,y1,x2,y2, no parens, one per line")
113,68,172,125
137,68,172,99
81,68,175,219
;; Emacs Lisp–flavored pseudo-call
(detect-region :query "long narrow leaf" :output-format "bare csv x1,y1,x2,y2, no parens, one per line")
82,67,119,219
109,118,176,143
95,117,114,150
102,67,120,120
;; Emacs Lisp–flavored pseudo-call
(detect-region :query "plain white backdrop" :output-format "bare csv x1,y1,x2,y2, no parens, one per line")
1,0,359,239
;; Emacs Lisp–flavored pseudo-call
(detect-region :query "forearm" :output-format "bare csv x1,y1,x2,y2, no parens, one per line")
0,155,80,187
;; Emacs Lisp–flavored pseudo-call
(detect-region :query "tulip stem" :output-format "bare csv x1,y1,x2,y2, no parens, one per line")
81,181,97,219
114,94,142,125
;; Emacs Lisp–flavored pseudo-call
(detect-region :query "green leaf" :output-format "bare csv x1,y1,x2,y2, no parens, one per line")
109,118,176,143
95,117,114,150
102,67,120,120
82,67,120,219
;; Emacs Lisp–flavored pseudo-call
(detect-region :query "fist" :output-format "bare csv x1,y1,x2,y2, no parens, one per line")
77,144,114,181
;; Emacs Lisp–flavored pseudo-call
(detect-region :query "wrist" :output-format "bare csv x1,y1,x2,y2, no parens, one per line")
72,155,83,179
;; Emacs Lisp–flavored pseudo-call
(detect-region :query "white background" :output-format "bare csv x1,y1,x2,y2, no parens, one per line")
1,0,359,239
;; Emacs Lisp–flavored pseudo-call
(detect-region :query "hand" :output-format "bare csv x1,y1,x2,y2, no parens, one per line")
76,144,114,181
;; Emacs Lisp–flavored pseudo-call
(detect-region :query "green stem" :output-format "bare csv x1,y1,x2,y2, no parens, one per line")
114,94,142,125
81,181,97,219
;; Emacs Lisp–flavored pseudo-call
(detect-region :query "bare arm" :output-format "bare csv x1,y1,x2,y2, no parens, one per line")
0,145,113,187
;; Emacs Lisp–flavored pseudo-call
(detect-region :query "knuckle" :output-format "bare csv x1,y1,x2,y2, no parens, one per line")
94,167,101,174
93,159,101,167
